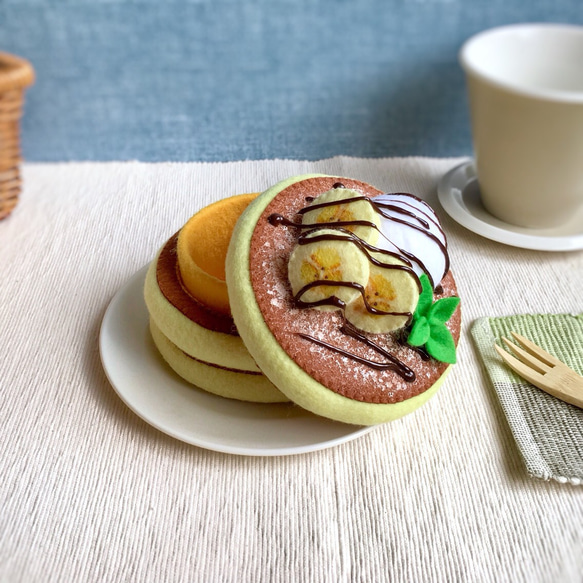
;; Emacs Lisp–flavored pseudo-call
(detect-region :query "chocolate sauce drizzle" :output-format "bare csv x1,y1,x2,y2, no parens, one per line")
299,319,415,381
269,213,418,281
294,279,413,320
298,229,420,290
296,194,450,287
268,188,452,382
268,212,378,234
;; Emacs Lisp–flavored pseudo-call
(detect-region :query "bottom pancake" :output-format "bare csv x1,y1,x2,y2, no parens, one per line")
149,320,288,403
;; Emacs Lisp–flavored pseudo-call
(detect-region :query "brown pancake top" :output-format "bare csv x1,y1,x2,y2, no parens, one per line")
248,176,461,404
156,233,238,335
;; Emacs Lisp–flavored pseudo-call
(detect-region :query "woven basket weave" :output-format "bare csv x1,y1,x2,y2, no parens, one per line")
0,52,34,220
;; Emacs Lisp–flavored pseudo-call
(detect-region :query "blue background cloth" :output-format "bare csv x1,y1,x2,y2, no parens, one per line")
1,0,582,162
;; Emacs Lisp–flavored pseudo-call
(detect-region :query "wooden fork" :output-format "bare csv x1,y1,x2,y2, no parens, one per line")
494,331,583,409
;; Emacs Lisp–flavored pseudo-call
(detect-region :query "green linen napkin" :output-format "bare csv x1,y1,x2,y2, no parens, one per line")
472,313,583,485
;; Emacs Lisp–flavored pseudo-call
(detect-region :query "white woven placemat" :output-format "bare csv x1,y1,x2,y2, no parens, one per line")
1,158,583,582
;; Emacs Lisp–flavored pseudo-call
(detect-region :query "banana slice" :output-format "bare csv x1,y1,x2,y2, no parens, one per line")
287,228,369,311
301,188,381,245
344,251,420,333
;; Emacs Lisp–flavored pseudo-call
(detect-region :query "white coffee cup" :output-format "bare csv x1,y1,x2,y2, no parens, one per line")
460,24,583,229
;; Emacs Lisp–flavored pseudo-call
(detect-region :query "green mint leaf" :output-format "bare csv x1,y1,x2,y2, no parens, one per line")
407,317,430,346
426,321,457,363
428,296,460,323
414,274,433,319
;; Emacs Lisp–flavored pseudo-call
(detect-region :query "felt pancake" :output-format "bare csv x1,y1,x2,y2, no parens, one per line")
149,320,288,403
225,174,461,425
144,193,287,403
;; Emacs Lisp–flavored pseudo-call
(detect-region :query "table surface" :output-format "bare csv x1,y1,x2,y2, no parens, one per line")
2,1,583,162
1,157,582,582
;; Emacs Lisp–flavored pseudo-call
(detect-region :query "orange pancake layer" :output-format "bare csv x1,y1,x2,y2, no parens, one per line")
177,193,258,314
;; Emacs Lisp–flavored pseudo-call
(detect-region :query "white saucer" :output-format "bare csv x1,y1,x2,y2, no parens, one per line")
437,160,583,252
99,267,374,456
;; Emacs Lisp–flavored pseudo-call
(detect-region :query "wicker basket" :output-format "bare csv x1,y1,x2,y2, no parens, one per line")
0,52,34,220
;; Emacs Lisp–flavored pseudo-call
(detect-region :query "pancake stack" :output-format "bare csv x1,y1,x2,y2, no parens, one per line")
145,175,461,425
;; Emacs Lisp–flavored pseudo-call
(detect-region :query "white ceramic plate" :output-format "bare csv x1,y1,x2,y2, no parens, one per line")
437,160,583,252
99,267,374,456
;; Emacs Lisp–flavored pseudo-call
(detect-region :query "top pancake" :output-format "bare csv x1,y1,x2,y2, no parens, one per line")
229,175,460,409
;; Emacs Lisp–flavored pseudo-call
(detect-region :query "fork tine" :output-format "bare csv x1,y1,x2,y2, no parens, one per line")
494,344,547,386
501,337,552,374
510,332,563,367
